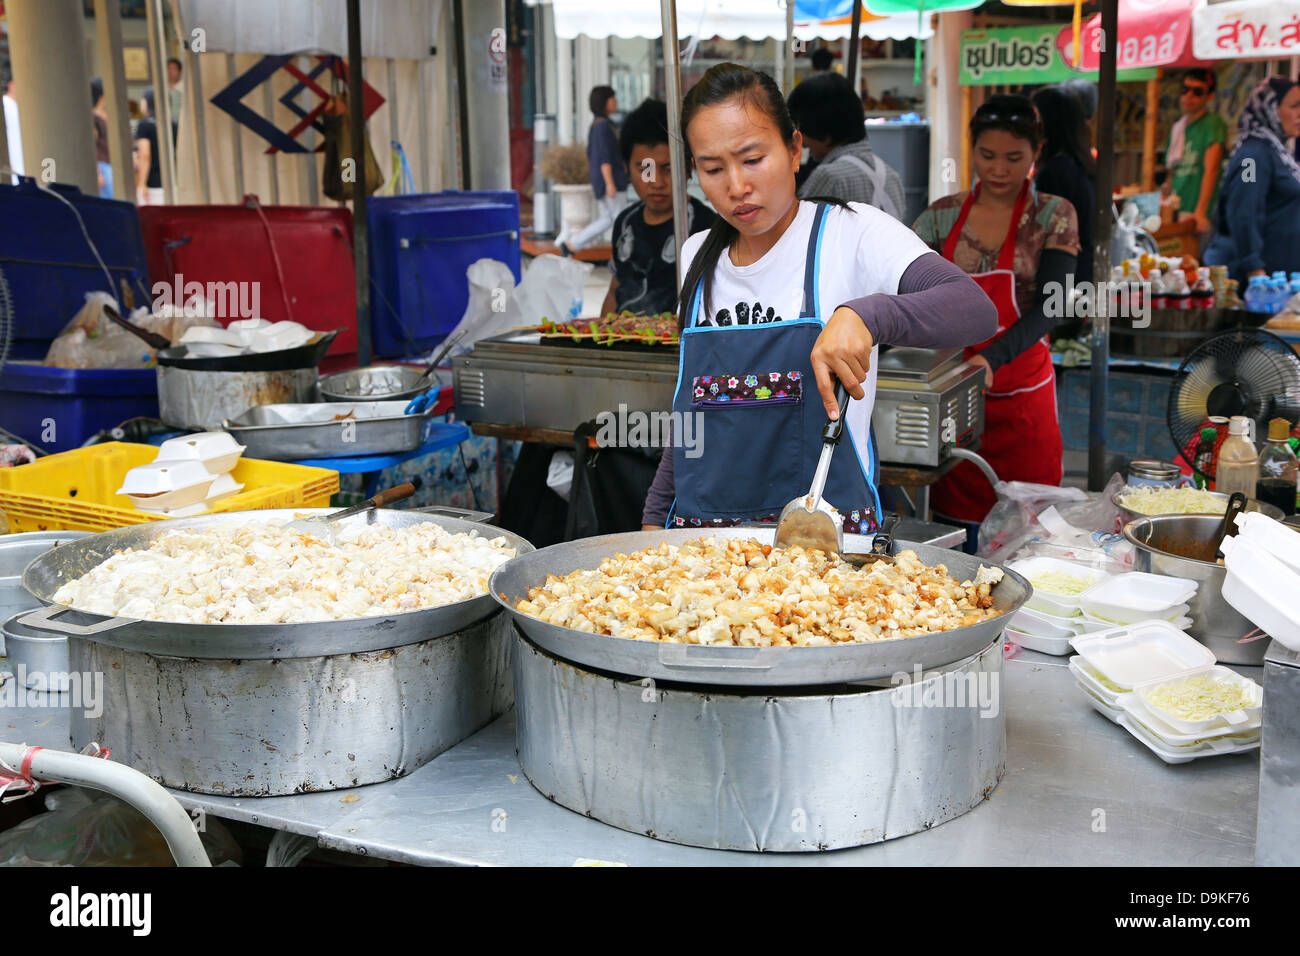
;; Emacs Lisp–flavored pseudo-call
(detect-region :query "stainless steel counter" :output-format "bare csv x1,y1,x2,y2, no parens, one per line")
0,650,1260,866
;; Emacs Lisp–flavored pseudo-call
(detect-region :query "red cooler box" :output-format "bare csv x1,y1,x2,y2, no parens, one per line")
138,199,358,371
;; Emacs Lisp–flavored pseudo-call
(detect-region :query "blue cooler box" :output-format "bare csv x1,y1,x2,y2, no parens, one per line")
0,180,152,360
0,363,159,454
367,191,521,358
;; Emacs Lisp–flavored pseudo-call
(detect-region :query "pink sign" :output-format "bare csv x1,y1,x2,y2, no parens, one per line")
1193,0,1300,60
1059,0,1201,70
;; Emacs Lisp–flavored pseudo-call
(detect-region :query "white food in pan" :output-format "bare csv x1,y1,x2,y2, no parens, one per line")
516,537,1005,647
51,521,517,624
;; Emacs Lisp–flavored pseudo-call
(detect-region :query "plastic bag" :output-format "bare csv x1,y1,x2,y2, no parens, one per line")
979,473,1131,569
0,787,241,866
440,255,593,358
43,292,220,369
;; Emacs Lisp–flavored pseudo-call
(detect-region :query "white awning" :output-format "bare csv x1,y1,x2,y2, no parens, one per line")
1192,0,1300,60
524,0,934,41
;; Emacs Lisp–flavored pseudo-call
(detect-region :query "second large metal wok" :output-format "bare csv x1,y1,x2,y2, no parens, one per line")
491,528,1029,686
21,508,533,659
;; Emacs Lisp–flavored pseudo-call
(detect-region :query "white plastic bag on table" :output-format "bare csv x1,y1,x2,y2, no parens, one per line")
43,292,220,369
440,256,593,358
979,473,1130,569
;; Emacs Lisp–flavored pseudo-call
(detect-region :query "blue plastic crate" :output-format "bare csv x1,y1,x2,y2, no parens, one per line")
367,191,521,358
0,180,152,360
0,363,159,454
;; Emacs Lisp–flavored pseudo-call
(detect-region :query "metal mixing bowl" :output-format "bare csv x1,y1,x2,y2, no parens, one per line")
1112,487,1284,526
317,365,430,402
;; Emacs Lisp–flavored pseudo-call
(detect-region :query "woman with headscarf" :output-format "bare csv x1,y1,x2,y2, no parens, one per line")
1205,77,1300,282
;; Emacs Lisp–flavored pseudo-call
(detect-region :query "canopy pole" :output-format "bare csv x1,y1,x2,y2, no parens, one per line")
661,0,688,288
783,0,795,95
146,0,178,203
348,0,373,366
1089,0,1118,491
847,1,863,85
94,0,134,202
1141,69,1158,192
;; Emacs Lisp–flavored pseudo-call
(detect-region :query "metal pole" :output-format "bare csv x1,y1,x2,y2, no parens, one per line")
348,0,372,366
847,0,863,84
263,79,280,204
94,0,133,201
227,53,245,199
661,0,688,288
1089,0,1118,491
452,0,472,189
188,46,211,203
146,0,178,203
783,0,795,95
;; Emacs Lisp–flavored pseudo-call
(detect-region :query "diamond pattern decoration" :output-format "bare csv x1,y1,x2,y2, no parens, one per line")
210,54,385,155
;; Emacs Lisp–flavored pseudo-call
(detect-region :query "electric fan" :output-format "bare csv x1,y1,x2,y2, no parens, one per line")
1168,328,1300,472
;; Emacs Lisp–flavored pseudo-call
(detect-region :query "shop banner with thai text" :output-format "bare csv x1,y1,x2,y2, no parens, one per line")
1192,0,1300,61
960,25,1159,86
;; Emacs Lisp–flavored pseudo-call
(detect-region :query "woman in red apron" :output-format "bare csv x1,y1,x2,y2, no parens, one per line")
913,95,1081,523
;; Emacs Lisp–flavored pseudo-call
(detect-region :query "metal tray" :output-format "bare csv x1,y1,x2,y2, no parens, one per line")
223,400,431,459
20,508,533,659
491,528,1029,687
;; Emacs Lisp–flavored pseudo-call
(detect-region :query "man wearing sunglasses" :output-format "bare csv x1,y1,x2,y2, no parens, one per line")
1163,69,1227,237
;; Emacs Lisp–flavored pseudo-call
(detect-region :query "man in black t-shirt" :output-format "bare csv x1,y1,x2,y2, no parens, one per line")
599,99,716,318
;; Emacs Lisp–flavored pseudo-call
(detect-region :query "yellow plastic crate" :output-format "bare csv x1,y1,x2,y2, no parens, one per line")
0,442,339,533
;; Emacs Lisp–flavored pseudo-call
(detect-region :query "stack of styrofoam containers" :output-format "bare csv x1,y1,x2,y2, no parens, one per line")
1005,556,1111,655
1068,622,1263,764
1219,512,1300,652
115,432,245,518
1076,571,1197,633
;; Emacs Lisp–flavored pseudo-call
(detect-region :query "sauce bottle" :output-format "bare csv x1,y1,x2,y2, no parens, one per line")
1216,416,1259,499
1193,427,1219,490
1256,417,1299,516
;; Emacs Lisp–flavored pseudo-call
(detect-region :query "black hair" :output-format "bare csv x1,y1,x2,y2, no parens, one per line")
676,63,848,329
1183,68,1216,94
588,85,616,117
1033,86,1095,177
142,86,155,116
787,71,865,146
618,98,668,165
1059,77,1098,119
810,47,833,71
90,77,103,105
167,57,182,71
970,93,1042,149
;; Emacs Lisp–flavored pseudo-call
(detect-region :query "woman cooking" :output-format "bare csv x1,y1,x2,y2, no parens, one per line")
913,95,1079,525
640,64,998,534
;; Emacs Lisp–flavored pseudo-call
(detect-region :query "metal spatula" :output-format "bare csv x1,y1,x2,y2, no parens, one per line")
285,481,420,544
774,383,852,555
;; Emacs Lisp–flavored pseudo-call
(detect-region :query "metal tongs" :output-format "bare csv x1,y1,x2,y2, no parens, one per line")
1214,491,1249,561
842,513,900,567
285,480,421,544
774,383,852,555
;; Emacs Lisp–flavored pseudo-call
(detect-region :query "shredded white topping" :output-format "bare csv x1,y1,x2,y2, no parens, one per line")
1144,675,1255,720
1118,486,1231,516
51,521,517,624
516,537,1005,647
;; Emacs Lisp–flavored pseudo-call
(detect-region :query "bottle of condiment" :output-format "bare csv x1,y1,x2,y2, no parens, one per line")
1191,267,1215,310
1216,416,1259,499
1257,417,1299,516
1193,427,1219,490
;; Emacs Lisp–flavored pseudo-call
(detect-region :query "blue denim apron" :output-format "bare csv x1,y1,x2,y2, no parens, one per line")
667,203,882,534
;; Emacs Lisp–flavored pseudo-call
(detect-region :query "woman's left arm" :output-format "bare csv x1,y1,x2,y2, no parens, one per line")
976,245,1075,373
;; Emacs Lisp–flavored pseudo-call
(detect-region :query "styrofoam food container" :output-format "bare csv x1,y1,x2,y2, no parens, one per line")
1080,604,1191,627
203,473,244,504
1118,693,1260,746
177,325,244,347
179,342,245,358
1118,713,1259,764
1234,510,1300,576
226,318,271,346
1068,656,1128,706
1006,625,1073,656
117,460,215,510
1072,677,1126,724
155,431,245,474
247,321,313,353
1131,665,1263,734
130,500,211,518
1011,606,1085,639
1070,621,1216,690
1219,534,1300,652
1079,571,1197,622
1010,556,1109,617
1078,613,1193,634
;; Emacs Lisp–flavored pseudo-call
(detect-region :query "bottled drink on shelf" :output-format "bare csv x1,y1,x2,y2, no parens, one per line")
1243,275,1271,313
1150,269,1167,310
1216,416,1259,499
1257,417,1299,516
1193,426,1219,489
1166,271,1192,309
1191,267,1215,309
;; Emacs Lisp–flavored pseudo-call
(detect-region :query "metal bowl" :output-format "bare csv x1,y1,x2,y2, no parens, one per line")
318,365,430,402
1111,487,1284,526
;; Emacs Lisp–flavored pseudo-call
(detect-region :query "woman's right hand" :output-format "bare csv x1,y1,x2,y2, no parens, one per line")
641,524,660,532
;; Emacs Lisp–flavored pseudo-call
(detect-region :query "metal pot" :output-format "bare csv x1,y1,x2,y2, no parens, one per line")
3,612,71,691
317,365,431,403
0,532,89,650
492,528,1028,686
1123,514,1268,665
157,365,317,431
1111,488,1284,527
515,632,1005,852
17,508,534,794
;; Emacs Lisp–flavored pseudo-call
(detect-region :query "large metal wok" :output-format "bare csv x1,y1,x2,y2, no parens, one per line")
21,508,533,659
491,528,1029,686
